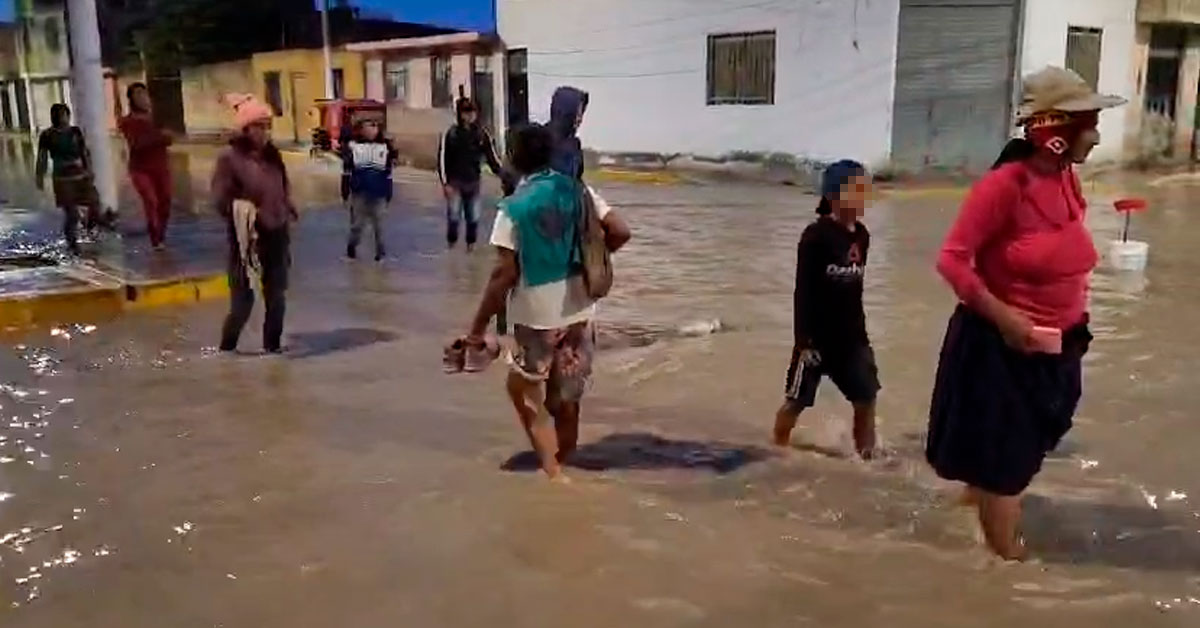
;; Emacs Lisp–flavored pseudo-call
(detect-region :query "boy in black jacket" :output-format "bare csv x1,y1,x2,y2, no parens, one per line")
773,160,881,459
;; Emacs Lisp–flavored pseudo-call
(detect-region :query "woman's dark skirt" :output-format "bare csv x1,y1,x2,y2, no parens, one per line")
926,306,1091,496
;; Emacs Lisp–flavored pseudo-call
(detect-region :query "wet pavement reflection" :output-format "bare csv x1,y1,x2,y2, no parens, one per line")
2,135,1200,624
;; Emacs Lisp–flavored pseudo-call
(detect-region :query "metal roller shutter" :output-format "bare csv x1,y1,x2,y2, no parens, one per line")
891,0,1020,173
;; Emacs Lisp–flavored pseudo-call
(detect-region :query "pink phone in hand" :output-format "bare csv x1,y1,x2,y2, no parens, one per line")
1029,326,1063,355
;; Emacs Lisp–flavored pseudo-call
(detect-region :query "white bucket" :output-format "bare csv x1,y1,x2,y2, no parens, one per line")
1109,240,1149,272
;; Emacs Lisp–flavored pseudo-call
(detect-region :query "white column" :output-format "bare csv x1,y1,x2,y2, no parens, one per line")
365,58,385,101
492,50,508,151
451,54,472,99
1123,24,1152,161
408,58,432,108
66,0,117,213
1173,31,1200,159
320,0,335,99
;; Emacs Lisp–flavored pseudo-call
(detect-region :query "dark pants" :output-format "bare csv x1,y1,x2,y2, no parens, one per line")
347,193,386,258
446,181,482,246
130,167,172,246
52,175,101,254
61,206,81,254
220,223,290,353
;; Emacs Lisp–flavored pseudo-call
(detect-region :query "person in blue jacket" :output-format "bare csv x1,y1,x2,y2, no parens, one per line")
547,86,589,180
341,119,397,261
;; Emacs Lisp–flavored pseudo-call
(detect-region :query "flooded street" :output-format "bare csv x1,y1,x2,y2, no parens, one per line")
2,137,1200,625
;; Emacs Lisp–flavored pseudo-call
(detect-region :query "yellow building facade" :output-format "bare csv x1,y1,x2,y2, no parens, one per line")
250,49,366,144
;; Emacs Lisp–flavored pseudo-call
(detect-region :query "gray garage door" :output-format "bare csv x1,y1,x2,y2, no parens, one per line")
891,0,1020,173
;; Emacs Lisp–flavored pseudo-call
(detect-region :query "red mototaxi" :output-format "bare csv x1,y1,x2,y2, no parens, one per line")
311,99,387,153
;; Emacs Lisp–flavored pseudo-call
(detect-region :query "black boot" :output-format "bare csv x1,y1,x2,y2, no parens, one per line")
346,242,357,260
465,221,478,252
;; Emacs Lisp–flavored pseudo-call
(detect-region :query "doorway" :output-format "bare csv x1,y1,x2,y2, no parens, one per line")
505,48,528,128
1193,81,1199,162
148,75,187,134
1,88,12,130
472,54,496,134
14,81,30,131
289,72,310,144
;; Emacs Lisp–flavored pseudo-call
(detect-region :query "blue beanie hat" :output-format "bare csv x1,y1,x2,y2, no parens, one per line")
818,159,866,215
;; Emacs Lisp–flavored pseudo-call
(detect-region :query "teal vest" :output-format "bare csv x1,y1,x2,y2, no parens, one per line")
500,170,581,287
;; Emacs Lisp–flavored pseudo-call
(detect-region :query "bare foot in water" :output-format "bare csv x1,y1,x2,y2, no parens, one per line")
548,472,572,485
773,403,800,447
857,446,892,462
996,536,1029,562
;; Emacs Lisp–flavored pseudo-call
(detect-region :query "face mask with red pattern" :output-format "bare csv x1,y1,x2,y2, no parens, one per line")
1023,110,1099,156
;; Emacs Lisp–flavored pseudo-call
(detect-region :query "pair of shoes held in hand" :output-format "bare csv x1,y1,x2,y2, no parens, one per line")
443,335,500,374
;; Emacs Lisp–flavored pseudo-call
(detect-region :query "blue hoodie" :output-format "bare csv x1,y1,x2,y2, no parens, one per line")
548,86,589,180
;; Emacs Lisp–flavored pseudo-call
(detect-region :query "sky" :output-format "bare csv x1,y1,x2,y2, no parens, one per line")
353,0,494,31
0,1,496,31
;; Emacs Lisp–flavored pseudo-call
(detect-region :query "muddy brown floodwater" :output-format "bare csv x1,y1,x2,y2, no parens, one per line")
1,147,1199,626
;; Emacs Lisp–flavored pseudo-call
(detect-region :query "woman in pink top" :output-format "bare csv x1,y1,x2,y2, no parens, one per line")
926,67,1125,560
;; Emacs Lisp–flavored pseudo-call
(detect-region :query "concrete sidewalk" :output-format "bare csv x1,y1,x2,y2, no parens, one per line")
0,205,229,331
0,134,346,332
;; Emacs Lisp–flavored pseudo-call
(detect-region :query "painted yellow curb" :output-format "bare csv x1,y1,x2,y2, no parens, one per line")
0,288,125,329
124,274,229,311
0,273,228,330
591,169,683,185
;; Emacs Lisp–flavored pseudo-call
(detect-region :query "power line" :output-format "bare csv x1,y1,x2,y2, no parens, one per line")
530,68,699,79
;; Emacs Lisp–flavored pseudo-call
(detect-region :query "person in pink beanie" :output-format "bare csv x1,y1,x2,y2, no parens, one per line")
211,93,298,354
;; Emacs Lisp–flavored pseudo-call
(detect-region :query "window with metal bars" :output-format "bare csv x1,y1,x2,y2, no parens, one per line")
1065,26,1103,91
431,56,452,109
706,31,776,106
384,62,408,102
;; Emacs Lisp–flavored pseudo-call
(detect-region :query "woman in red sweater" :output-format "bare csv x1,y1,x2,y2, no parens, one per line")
119,83,173,250
926,67,1126,560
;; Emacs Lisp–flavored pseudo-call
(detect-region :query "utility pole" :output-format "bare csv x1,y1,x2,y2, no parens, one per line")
320,0,335,99
66,0,117,215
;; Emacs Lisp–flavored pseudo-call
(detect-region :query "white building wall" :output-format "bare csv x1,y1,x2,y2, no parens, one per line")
499,0,901,166
1019,0,1138,161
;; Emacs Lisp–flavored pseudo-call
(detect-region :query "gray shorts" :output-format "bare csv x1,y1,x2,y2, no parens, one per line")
509,322,595,403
